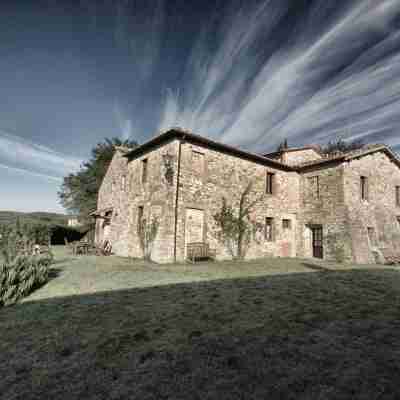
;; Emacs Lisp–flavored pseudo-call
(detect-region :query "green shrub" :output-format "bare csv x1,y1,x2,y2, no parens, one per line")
0,252,53,307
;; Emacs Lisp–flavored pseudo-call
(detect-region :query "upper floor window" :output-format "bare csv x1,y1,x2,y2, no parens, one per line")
192,151,205,176
396,186,400,207
282,219,291,230
265,217,274,241
360,176,368,200
308,176,320,199
141,159,148,184
266,172,275,195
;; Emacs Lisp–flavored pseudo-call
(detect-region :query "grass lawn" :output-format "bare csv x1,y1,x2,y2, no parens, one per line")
2,246,400,399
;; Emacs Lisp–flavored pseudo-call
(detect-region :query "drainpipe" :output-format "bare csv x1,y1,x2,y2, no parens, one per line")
173,137,184,262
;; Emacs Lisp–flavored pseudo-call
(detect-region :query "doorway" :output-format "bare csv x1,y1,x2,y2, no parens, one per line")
184,208,204,256
311,226,323,259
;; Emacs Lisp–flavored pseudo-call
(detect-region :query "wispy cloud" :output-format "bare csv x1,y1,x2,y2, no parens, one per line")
156,0,400,152
0,163,62,182
0,129,82,178
113,101,133,141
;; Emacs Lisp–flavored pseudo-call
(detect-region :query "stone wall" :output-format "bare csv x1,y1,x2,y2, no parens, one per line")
297,164,353,262
95,136,400,265
95,149,131,255
343,152,400,264
174,142,300,262
281,149,322,166
124,140,180,262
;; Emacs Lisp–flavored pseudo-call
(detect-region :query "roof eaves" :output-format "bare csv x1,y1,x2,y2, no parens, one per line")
124,128,295,171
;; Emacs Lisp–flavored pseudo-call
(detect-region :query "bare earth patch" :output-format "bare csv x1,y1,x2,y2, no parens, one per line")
1,246,400,399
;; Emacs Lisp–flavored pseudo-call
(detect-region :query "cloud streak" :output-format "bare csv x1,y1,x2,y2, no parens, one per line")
156,0,400,152
0,163,62,183
0,129,82,179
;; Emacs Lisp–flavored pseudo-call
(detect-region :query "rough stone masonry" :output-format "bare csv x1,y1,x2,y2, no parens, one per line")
92,128,400,264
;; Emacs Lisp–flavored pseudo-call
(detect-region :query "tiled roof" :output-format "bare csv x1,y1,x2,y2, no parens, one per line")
124,127,295,171
295,144,400,170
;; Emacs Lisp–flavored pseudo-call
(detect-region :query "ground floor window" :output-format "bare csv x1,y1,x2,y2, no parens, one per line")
367,227,377,247
265,218,274,241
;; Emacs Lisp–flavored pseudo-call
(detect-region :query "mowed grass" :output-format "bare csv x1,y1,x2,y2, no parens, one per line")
2,247,400,399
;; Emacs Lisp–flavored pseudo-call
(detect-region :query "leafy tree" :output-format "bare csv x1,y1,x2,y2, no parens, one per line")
213,183,263,260
58,137,138,224
321,138,364,155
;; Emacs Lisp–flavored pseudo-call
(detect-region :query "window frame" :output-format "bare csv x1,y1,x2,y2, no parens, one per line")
360,176,368,201
265,217,274,241
137,206,144,232
282,219,291,230
396,186,400,207
308,175,320,199
266,172,275,195
141,158,148,184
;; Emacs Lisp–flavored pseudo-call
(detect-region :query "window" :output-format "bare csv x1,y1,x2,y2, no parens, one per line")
367,227,377,246
265,217,274,241
121,175,126,192
141,159,148,184
137,206,144,232
282,219,291,229
360,176,368,200
266,172,275,194
104,210,112,225
396,186,400,207
308,176,320,199
192,151,205,176
397,216,400,227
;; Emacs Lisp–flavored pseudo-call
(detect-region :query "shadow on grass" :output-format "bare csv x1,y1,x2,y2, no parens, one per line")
302,262,332,272
2,268,400,400
47,267,63,279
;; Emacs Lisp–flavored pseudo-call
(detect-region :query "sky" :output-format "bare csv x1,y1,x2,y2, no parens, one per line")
1,0,400,213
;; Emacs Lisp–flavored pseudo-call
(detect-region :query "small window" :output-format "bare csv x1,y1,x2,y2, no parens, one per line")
396,186,400,207
142,159,148,184
308,176,319,199
121,175,126,192
137,206,144,232
266,172,275,194
282,219,291,229
104,210,112,225
367,227,377,246
360,176,368,200
397,216,400,227
192,151,205,176
265,217,274,241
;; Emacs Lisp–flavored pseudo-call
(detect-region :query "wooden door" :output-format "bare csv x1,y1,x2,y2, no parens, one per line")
312,226,323,259
185,209,204,255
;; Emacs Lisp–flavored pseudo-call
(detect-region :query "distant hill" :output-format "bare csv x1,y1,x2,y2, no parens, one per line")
0,211,69,227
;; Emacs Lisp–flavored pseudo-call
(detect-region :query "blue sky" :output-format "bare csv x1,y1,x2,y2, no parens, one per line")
1,0,400,213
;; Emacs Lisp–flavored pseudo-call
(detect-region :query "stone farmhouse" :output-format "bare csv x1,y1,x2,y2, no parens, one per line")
91,127,400,264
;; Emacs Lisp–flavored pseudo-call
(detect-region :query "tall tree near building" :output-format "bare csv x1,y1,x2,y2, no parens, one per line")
58,137,138,224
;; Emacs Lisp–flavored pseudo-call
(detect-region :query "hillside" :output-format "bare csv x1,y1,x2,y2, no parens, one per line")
0,210,69,227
